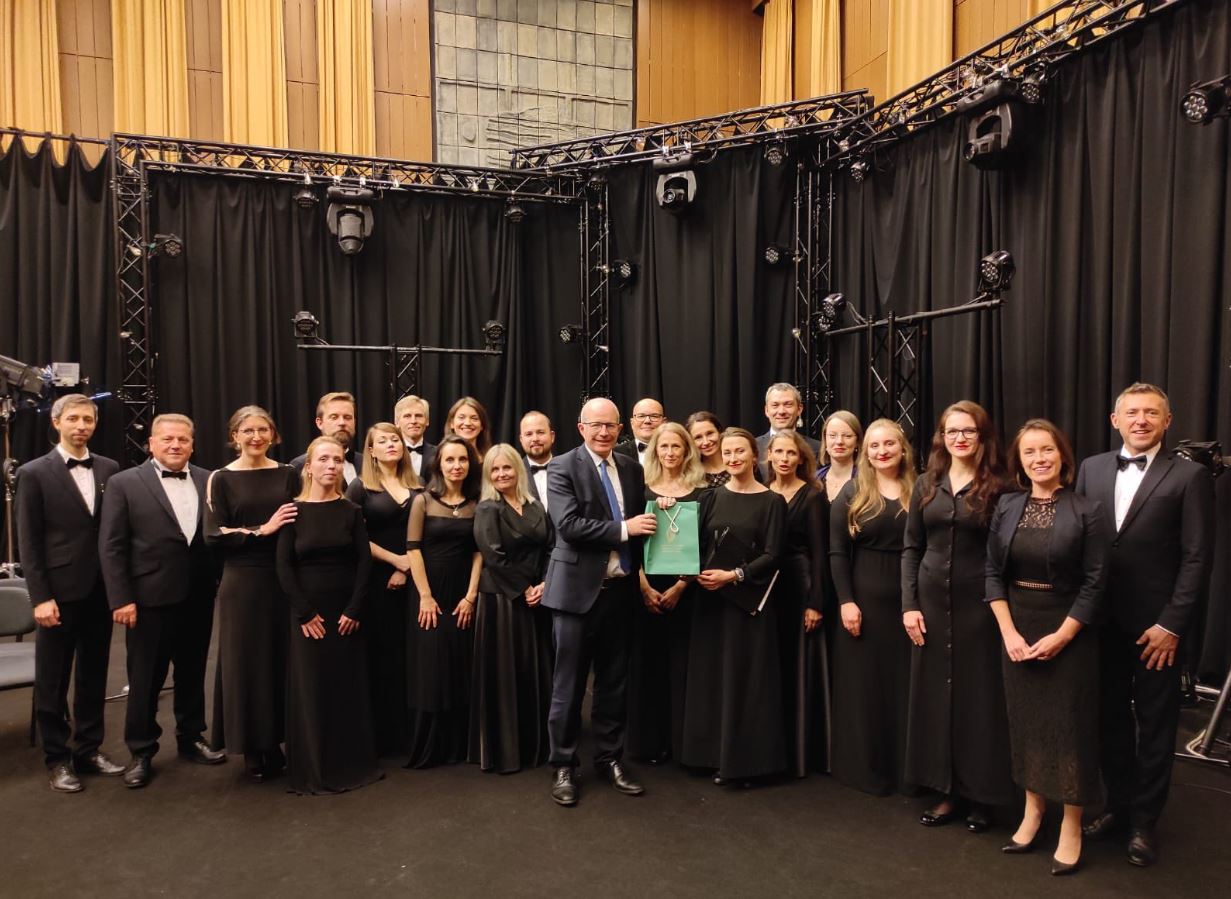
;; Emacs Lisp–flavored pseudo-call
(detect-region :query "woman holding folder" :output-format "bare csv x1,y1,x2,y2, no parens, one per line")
680,428,787,785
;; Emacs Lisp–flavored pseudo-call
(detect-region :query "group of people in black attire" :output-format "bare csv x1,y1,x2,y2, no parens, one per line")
16,380,1211,879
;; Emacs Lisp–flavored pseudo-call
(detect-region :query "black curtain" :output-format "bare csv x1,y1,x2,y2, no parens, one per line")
150,173,582,469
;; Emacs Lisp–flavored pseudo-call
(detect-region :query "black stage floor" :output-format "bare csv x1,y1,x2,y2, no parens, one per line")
2,629,1228,898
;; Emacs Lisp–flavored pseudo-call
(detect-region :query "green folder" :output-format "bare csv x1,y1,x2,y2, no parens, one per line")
642,500,700,576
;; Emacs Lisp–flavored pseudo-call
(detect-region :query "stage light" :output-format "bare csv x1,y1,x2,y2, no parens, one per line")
292,310,320,340
504,200,526,224
325,186,376,255
977,250,1015,294
1182,77,1231,124
1020,71,1047,105
653,152,698,213
558,324,583,344
482,320,506,352
964,103,1022,170
764,244,790,266
294,186,318,209
145,233,183,258
812,293,846,334
764,142,787,166
849,158,870,183
609,259,638,289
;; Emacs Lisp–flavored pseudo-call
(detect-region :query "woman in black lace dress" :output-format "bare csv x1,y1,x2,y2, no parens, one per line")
986,419,1105,875
405,435,482,767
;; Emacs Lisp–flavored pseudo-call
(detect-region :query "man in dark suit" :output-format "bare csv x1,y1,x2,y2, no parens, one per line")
542,397,657,806
99,413,224,788
518,410,555,513
756,383,821,463
1076,383,1213,866
614,397,664,466
290,391,358,486
395,394,436,479
16,394,125,792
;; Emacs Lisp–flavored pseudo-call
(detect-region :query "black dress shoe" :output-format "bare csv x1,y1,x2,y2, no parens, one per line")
1127,828,1158,867
123,757,152,789
919,805,960,827
595,760,644,796
1082,811,1126,840
178,741,227,765
76,751,125,776
712,775,728,786
49,764,83,793
966,806,992,833
551,767,578,807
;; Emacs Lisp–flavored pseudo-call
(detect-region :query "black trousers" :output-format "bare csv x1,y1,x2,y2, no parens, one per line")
547,578,634,768
124,594,215,759
1098,624,1183,828
34,585,113,768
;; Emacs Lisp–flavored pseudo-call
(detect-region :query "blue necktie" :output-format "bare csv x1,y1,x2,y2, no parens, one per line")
598,458,631,574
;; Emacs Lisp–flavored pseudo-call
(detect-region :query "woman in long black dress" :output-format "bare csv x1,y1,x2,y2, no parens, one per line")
767,430,830,777
346,422,420,757
405,435,482,767
205,406,300,782
277,436,380,795
629,422,706,764
687,411,730,488
829,418,915,796
902,401,1014,831
680,427,787,785
469,443,553,773
987,420,1105,875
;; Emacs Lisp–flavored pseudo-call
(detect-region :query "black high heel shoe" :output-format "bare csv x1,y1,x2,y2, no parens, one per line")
1001,833,1038,854
1051,854,1081,876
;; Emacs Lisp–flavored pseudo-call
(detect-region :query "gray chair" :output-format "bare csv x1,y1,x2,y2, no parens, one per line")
0,579,37,745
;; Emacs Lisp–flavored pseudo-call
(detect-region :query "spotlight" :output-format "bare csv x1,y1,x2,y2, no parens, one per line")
812,293,846,334
764,142,787,166
1181,77,1231,125
558,324,582,344
504,200,526,223
482,320,506,352
607,258,638,289
325,186,376,255
1020,71,1047,105
964,104,1022,170
977,250,1015,294
763,244,790,266
849,158,870,183
292,310,320,340
653,152,697,213
143,233,183,258
294,186,318,209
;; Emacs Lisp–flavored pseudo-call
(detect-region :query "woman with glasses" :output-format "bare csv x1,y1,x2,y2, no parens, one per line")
205,406,301,782
818,411,862,502
901,402,1014,832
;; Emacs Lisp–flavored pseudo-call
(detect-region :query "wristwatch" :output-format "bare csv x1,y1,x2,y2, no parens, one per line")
733,567,746,584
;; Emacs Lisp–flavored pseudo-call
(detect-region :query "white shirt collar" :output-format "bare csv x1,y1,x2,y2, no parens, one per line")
1118,443,1162,464
583,445,614,468
55,444,89,463
150,458,190,475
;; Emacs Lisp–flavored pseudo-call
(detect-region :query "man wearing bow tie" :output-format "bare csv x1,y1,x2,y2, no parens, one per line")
291,392,359,486
1076,383,1213,866
99,414,224,788
17,395,124,792
395,394,435,479
519,410,556,512
615,398,664,466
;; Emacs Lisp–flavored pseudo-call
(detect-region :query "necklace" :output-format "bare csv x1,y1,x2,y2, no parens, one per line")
439,496,468,517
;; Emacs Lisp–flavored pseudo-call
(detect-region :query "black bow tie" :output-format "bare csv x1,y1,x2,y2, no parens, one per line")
161,469,188,480
1117,455,1147,472
406,444,423,454
66,457,93,469
529,464,548,475
636,442,648,453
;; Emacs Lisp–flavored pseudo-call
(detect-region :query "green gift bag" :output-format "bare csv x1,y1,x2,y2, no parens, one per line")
642,500,700,576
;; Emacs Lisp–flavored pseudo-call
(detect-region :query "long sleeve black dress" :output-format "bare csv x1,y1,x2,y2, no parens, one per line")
276,497,381,795
205,465,300,762
901,474,1014,805
829,481,910,796
680,486,787,780
469,497,553,773
345,480,415,757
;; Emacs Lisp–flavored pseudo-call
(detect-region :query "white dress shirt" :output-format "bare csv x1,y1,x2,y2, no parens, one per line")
152,459,199,542
636,442,649,467
528,455,553,514
405,442,424,477
55,444,95,514
583,445,629,578
1113,442,1162,532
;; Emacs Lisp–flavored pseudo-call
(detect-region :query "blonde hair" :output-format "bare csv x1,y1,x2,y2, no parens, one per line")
394,394,429,419
480,443,533,505
847,418,915,535
296,436,346,500
643,421,705,490
225,405,280,452
359,422,420,491
1114,382,1169,414
315,391,356,418
151,413,194,435
819,410,863,465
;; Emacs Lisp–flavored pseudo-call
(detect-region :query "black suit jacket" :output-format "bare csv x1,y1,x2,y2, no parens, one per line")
613,439,640,461
16,449,119,606
542,446,646,615
406,441,436,481
1076,449,1214,636
985,489,1107,625
524,455,548,505
98,461,216,610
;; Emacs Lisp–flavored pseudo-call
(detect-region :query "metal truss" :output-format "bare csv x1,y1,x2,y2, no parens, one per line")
511,91,874,171
828,0,1187,165
296,343,502,406
579,177,612,401
792,162,835,439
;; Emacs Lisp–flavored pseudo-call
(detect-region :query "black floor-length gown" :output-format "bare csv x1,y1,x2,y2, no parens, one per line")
901,474,1014,805
346,479,415,757
627,486,703,762
829,482,911,795
680,487,787,780
205,465,300,759
406,492,477,768
277,498,381,795
776,483,832,777
469,496,553,773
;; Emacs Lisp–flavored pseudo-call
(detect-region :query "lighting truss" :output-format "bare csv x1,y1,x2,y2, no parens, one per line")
579,177,612,401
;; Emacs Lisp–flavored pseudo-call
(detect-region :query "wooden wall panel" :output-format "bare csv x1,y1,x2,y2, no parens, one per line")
636,0,762,128
372,0,432,161
185,0,224,140
954,0,1033,57
56,0,114,150
284,0,319,150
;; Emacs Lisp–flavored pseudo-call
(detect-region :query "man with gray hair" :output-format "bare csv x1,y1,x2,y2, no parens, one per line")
756,382,820,464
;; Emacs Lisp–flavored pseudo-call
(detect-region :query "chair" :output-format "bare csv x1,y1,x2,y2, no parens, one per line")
0,579,37,746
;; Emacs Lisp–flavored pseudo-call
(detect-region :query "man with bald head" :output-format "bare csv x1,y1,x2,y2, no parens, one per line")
616,397,665,466
542,397,657,806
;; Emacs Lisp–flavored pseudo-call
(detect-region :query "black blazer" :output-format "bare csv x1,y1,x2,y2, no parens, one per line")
474,498,553,598
524,455,549,505
16,449,119,606
407,441,436,480
1076,449,1214,636
984,489,1106,626
98,461,216,610
613,439,640,461
541,446,646,615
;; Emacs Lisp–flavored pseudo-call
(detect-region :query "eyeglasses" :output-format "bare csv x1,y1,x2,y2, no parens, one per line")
943,428,978,440
631,413,664,423
238,427,272,437
581,421,620,432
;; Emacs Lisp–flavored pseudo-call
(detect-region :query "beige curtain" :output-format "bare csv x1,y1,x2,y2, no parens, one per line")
112,0,190,137
0,0,63,137
886,0,953,98
317,0,375,156
806,0,842,98
759,0,794,106
222,0,289,146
